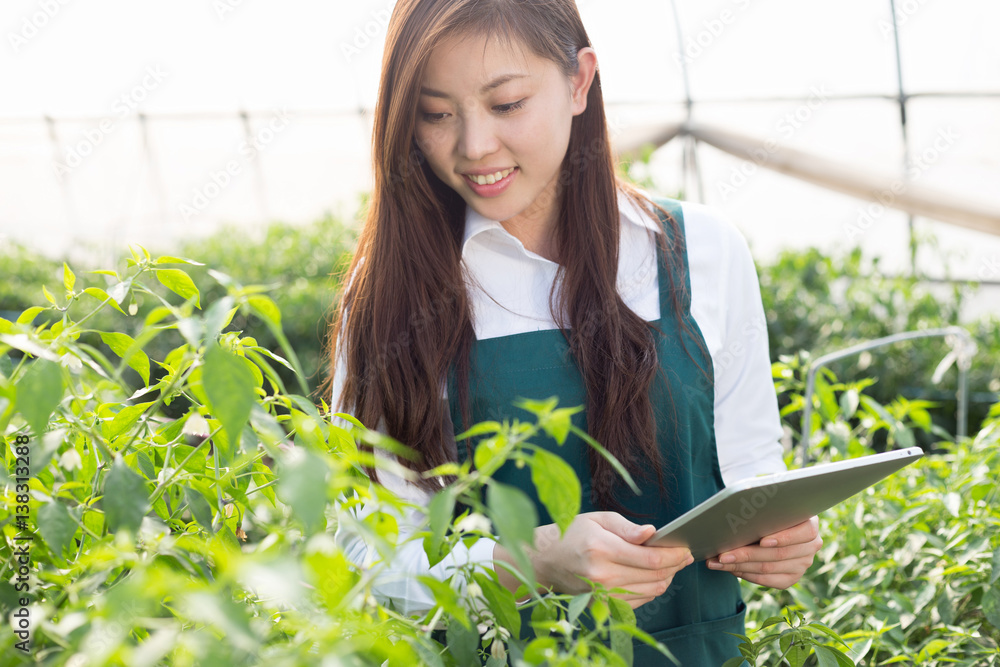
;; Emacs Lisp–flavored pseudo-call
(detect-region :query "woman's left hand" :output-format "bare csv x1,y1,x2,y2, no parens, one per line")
705,516,822,589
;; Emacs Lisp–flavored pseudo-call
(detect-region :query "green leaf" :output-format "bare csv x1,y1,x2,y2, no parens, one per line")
184,485,215,533
416,576,471,630
761,615,786,629
424,487,457,568
63,263,76,292
839,389,859,419
17,306,47,325
542,406,581,445
780,632,810,667
609,596,636,665
591,598,609,626
983,585,1000,630
473,436,508,477
992,548,1000,585
16,359,64,437
156,268,201,308
570,425,640,495
454,421,502,441
530,448,580,534
474,572,521,637
721,659,747,667
446,619,479,666
522,637,559,665
512,396,558,417
99,332,151,385
42,284,57,305
37,501,78,557
154,255,205,266
567,592,591,625
247,295,281,328
203,296,236,343
103,457,151,534
487,482,536,548
183,592,258,653
487,481,537,580
101,401,154,443
277,449,329,535
83,287,128,315
814,645,854,667
203,344,256,459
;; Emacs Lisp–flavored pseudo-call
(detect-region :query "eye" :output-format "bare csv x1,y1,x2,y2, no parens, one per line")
420,111,449,123
494,99,526,115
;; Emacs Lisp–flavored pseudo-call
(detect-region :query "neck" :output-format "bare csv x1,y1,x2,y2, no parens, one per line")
499,176,561,263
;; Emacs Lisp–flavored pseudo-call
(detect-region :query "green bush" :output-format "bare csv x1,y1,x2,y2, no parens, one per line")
758,246,1000,439
0,255,690,665
741,370,1000,665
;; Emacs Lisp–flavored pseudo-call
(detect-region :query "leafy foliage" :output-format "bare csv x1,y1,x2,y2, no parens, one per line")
758,246,1000,438
2,205,999,665
0,256,674,665
740,369,1000,666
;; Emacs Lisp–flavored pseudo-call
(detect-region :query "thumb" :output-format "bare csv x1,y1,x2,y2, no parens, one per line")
591,512,656,544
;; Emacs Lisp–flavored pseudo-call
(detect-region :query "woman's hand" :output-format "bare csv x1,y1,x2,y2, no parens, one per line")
494,512,693,609
705,516,822,589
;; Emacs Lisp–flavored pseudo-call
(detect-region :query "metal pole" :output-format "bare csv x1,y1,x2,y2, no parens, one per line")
799,326,975,465
888,0,917,275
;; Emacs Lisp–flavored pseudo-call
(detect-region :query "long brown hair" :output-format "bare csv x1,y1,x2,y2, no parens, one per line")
322,0,698,513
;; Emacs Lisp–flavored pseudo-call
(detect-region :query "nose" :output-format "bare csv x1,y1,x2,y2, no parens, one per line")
457,111,500,162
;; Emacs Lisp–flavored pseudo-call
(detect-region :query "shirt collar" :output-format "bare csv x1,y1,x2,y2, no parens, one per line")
461,188,662,257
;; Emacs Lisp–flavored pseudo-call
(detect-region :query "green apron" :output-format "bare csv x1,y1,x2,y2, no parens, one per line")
447,197,746,666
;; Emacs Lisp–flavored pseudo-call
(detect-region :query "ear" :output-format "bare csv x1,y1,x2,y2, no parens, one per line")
570,47,598,116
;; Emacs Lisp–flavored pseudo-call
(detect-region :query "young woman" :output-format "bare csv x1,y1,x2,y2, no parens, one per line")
329,0,823,663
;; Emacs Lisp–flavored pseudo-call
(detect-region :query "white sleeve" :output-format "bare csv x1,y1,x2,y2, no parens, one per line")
683,202,787,486
329,326,498,617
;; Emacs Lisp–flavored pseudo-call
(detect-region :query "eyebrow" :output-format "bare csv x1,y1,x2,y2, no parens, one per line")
420,73,529,98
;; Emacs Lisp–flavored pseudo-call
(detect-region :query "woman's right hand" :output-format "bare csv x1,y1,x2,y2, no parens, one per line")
493,512,693,609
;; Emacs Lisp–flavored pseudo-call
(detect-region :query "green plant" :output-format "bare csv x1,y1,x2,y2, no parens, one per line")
758,246,1000,439
727,608,854,667
744,366,1000,665
0,251,679,666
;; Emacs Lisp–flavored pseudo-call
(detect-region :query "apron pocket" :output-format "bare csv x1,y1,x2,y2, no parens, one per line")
634,601,748,667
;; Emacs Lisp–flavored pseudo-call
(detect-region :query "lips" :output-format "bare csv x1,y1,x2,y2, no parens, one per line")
462,166,519,198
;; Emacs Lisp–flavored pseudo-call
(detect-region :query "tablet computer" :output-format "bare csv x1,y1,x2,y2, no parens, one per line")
643,447,924,560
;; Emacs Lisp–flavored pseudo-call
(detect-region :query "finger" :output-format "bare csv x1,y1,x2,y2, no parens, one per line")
589,512,656,545
733,571,806,589
606,540,693,576
716,526,822,564
707,554,815,577
757,516,820,548
608,577,677,604
711,536,822,567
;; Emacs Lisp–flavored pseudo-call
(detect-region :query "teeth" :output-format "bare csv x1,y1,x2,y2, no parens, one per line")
470,168,514,185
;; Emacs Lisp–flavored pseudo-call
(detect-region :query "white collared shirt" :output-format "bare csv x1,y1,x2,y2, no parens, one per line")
332,189,786,615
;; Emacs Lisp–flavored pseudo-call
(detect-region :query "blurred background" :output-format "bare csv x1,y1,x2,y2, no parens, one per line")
2,0,998,433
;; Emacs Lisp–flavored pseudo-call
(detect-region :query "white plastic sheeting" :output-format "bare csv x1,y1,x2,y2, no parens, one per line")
1,0,998,312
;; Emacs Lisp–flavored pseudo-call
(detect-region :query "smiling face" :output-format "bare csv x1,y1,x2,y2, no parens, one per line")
414,32,595,247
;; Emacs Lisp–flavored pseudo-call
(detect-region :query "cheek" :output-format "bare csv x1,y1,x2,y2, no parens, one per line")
415,123,454,159
514,106,573,168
